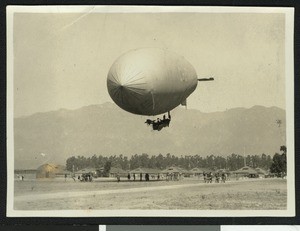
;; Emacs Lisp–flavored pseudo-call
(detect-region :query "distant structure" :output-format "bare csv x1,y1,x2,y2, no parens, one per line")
14,169,36,180
233,166,259,178
109,167,127,178
255,167,269,178
75,167,99,178
36,163,68,179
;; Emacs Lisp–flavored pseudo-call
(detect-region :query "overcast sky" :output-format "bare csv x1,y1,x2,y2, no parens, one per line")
13,12,285,117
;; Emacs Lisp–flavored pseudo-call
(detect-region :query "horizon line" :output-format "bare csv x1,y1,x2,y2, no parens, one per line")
14,102,286,119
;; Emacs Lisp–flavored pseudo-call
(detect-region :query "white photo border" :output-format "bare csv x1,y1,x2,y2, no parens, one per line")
6,5,295,217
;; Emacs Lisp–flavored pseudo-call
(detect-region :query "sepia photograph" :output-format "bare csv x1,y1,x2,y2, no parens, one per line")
6,6,295,217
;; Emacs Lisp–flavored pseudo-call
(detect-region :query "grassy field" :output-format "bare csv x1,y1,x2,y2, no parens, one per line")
14,178,287,210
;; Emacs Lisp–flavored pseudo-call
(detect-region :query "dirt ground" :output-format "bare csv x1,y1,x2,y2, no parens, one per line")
14,178,286,210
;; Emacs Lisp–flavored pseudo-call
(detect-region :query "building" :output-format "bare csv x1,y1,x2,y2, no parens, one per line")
75,167,98,178
189,167,211,177
161,166,184,180
109,167,127,178
129,167,161,180
233,166,259,178
14,169,37,180
36,163,67,179
255,168,269,178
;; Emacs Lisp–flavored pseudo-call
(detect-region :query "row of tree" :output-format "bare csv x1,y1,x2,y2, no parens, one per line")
66,146,287,174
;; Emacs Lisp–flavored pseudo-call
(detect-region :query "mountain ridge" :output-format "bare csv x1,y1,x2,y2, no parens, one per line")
14,103,285,119
13,103,286,169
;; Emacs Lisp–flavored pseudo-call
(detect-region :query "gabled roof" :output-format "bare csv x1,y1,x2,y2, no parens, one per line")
214,169,230,174
233,166,258,175
109,167,127,174
37,163,66,173
190,167,211,173
75,167,98,174
255,168,269,175
129,167,160,174
161,166,184,174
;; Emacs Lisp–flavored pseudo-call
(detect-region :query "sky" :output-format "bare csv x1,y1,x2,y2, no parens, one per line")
13,11,285,117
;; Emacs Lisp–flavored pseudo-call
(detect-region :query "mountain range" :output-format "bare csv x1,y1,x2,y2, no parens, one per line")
14,103,286,169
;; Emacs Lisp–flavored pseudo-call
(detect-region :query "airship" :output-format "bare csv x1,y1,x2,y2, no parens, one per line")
107,48,213,130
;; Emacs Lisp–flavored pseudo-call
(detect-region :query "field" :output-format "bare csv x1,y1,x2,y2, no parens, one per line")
14,178,287,210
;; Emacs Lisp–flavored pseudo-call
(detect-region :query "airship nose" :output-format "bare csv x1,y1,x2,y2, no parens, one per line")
107,68,147,96
107,63,152,115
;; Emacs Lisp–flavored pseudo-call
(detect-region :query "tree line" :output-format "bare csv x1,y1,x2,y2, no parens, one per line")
66,147,286,174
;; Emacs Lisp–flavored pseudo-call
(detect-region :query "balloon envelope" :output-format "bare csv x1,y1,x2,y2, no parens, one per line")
107,48,198,116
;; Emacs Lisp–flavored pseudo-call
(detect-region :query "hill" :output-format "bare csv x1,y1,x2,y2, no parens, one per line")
14,103,286,169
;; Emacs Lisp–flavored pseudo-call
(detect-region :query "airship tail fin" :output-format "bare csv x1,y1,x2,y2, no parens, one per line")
181,98,187,106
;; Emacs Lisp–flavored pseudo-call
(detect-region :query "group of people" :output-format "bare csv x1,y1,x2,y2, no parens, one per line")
145,112,171,131
78,173,93,182
116,173,161,182
17,175,24,181
115,172,228,183
203,172,227,183
166,172,181,181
